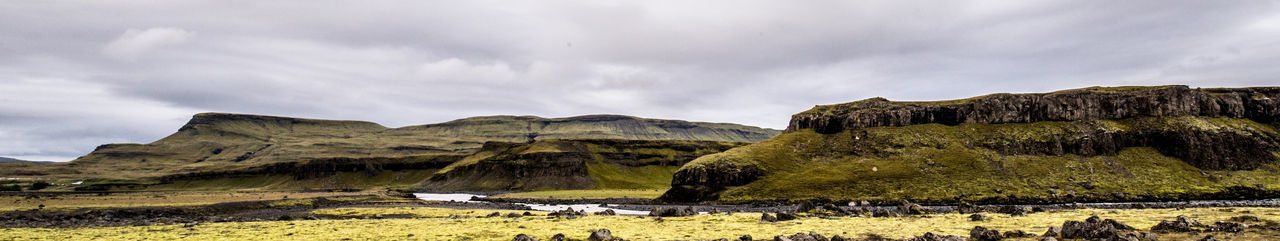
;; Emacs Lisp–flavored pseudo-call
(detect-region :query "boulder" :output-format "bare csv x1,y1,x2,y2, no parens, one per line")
1151,216,1201,233
1197,235,1219,241
776,212,798,221
587,229,615,241
829,235,848,241
739,235,753,241
904,232,967,241
486,212,502,218
512,234,539,241
1061,216,1134,240
900,200,929,215
649,207,693,217
594,209,616,216
1209,221,1246,233
761,213,778,222
970,226,1004,241
550,233,566,241
1042,226,1061,237
1002,230,1033,238
797,201,817,213
970,214,988,221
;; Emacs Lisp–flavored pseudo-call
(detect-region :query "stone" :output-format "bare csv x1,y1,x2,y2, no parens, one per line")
1043,226,1062,237
550,233,566,241
512,234,539,241
904,232,967,241
761,213,778,222
776,212,798,221
1209,221,1246,233
739,235,753,241
970,214,987,221
970,226,1004,241
587,229,614,241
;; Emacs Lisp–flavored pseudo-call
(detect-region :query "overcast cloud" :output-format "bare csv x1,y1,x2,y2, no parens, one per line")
2,0,1279,161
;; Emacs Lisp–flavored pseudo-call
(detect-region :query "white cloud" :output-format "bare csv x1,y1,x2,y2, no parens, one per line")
102,27,195,60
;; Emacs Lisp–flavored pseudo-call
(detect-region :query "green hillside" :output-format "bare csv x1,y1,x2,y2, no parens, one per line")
662,86,1280,204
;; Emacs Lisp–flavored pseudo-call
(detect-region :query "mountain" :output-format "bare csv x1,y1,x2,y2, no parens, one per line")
0,157,49,164
6,113,779,182
661,86,1280,204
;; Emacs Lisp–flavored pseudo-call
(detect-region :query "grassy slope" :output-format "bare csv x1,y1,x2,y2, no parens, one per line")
430,139,743,192
681,117,1280,203
11,113,778,181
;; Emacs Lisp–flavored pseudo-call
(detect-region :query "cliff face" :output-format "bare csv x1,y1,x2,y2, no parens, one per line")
788,86,1280,134
422,139,745,192
662,86,1280,204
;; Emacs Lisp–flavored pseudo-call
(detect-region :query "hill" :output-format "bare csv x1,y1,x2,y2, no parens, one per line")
0,157,49,164
660,85,1280,204
1,113,777,191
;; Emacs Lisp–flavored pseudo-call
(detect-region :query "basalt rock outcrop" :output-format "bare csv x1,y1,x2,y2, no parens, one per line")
787,86,1280,133
662,86,1280,204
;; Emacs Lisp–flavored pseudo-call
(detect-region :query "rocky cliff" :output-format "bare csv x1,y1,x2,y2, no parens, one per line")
662,86,1280,204
788,86,1280,133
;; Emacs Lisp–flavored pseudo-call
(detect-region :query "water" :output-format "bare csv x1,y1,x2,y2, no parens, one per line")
414,193,651,215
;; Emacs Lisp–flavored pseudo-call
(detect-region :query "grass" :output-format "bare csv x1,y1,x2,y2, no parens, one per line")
3,206,1278,240
488,189,668,199
679,116,1280,203
0,191,376,211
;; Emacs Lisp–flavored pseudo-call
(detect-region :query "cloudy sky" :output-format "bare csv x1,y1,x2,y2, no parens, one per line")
2,1,1279,161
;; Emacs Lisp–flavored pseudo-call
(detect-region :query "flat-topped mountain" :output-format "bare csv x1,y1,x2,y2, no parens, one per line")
11,113,779,179
662,86,1280,204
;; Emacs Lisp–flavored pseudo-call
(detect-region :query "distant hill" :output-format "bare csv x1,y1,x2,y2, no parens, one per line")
662,85,1280,204
0,157,50,164
18,113,779,179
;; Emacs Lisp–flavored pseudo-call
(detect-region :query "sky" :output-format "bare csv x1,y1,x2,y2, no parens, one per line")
2,1,1279,162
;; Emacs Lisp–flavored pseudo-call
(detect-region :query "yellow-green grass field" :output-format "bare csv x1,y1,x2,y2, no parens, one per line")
4,206,1278,240
0,191,379,211
488,189,667,199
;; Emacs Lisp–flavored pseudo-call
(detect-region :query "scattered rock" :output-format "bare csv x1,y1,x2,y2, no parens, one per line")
650,207,695,217
807,232,828,241
587,229,615,241
486,212,502,218
1197,235,1219,241
507,213,524,218
1209,221,1246,233
997,206,1026,217
1002,230,1033,238
761,213,778,222
900,200,929,215
775,212,798,221
739,235,753,241
1151,216,1202,233
903,232,967,241
594,209,616,216
550,233,567,241
797,201,817,213
829,235,848,241
512,234,539,241
1138,232,1159,241
1043,226,1062,237
970,226,1004,241
970,214,987,221
1061,216,1134,240
871,209,900,217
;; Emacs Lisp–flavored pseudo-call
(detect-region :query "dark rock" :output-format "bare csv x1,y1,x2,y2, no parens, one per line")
1209,221,1246,233
594,209,616,216
903,232,967,241
1151,216,1201,233
649,207,692,217
507,213,524,218
871,209,899,217
797,201,816,213
776,212,798,221
486,212,502,218
783,233,816,241
821,204,849,216
773,235,792,241
970,214,987,221
512,234,539,241
1061,216,1134,240
829,235,848,241
900,200,929,215
761,213,778,222
807,232,828,241
1043,226,1061,237
1197,235,1219,241
996,206,1026,217
1002,230,1033,238
739,235,753,241
587,229,614,241
551,233,567,241
970,226,1004,241
1138,232,1159,241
